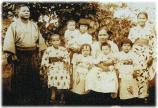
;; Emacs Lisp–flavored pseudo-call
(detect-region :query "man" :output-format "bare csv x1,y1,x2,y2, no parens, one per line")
3,4,46,105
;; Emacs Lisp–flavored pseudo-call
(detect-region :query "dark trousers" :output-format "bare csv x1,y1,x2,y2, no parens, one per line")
11,49,42,105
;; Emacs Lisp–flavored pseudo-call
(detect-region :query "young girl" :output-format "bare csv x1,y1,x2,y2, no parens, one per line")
41,33,70,105
132,38,152,103
71,44,93,104
86,42,118,105
115,39,138,104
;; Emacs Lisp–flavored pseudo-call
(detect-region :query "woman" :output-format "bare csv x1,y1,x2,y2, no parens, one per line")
128,11,156,103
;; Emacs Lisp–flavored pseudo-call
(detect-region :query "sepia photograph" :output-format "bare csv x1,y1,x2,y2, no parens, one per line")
1,0,157,107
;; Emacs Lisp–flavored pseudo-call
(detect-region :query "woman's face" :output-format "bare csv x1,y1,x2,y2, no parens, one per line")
98,29,109,43
137,13,147,26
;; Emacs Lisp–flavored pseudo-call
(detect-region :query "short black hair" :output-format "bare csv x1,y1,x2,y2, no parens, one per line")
101,42,111,50
17,4,29,10
121,38,133,47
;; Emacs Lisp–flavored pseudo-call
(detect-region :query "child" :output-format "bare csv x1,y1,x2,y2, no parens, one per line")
64,20,80,52
71,44,93,104
78,18,93,46
132,38,153,103
115,39,138,104
86,42,118,104
41,33,70,105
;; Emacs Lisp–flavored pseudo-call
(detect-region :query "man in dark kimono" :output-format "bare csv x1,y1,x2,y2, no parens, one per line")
3,4,46,105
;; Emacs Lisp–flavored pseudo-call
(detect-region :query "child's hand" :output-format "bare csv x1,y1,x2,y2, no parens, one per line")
111,93,118,99
133,70,140,78
147,56,153,67
76,74,80,85
88,64,93,70
127,86,133,95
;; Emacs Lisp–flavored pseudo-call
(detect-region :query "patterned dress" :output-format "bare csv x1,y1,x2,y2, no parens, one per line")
41,46,70,89
132,45,151,98
115,51,138,99
86,53,118,93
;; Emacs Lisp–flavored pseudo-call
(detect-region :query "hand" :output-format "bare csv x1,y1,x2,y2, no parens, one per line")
127,86,133,95
133,70,140,78
111,93,118,98
147,56,153,67
88,64,92,70
76,74,80,85
7,54,19,64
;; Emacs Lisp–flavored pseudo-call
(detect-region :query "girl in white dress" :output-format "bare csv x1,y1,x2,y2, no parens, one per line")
41,34,70,104
115,39,139,103
71,44,93,95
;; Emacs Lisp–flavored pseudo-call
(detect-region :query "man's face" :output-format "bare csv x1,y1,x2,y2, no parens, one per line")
18,6,30,19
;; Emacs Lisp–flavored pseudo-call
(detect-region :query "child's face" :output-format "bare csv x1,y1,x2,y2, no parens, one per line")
50,35,60,48
122,43,131,53
67,21,76,31
98,29,109,43
137,14,147,26
80,25,88,33
102,45,111,55
81,46,91,57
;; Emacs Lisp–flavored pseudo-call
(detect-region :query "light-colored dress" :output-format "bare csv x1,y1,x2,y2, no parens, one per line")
71,54,93,94
64,29,81,49
41,46,70,89
115,51,139,99
78,32,92,46
86,53,118,93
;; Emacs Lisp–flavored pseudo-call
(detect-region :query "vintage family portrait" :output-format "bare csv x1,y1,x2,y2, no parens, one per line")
1,1,156,107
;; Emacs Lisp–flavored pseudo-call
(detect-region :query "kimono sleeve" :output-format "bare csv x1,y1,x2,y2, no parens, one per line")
63,49,70,64
41,48,50,67
3,23,16,54
38,33,47,52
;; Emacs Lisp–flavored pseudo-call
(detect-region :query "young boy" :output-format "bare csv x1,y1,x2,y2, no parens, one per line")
41,33,70,105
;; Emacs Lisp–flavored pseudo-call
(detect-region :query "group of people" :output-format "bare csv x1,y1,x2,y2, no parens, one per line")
2,4,156,106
